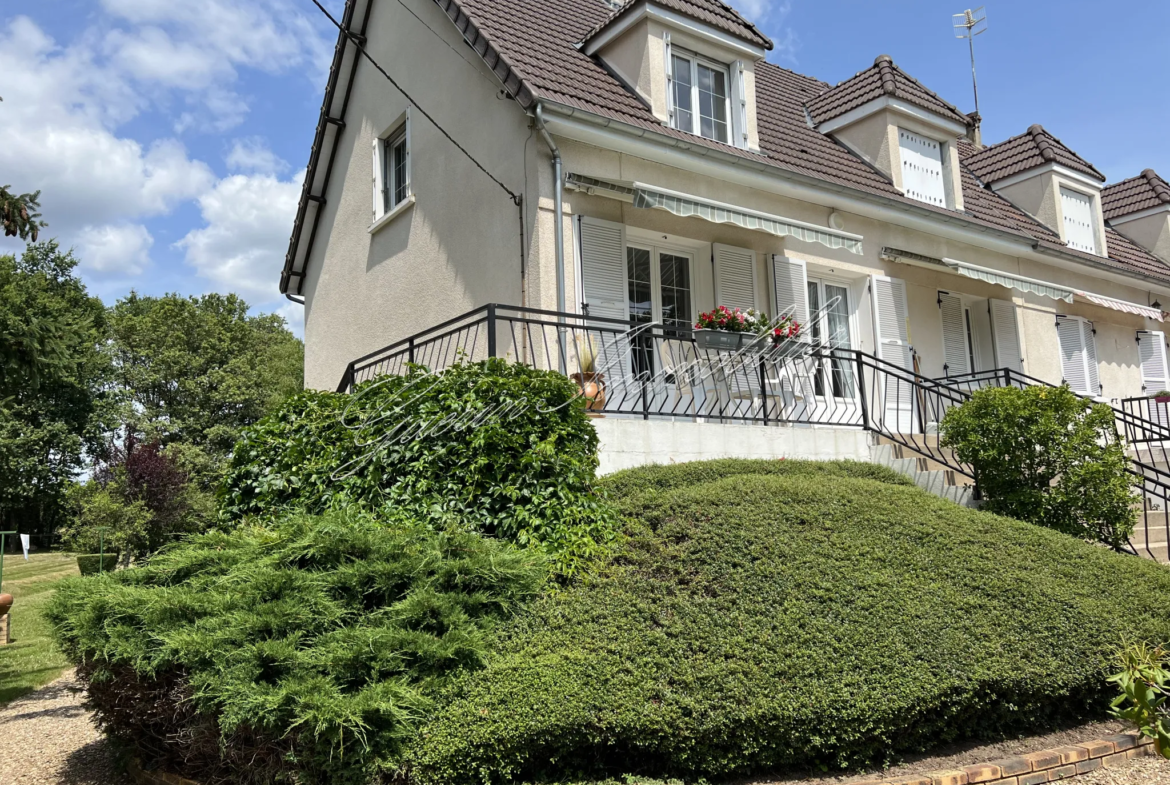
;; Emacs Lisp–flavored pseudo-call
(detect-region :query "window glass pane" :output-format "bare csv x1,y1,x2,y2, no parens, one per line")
697,64,728,142
671,55,693,133
659,253,691,332
627,247,654,379
392,138,408,207
824,284,854,397
807,281,824,396
382,138,394,213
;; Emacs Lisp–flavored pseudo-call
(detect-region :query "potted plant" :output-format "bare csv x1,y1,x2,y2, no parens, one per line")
569,334,606,411
694,306,801,352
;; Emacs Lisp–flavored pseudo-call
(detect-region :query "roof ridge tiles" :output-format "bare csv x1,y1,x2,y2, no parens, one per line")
1142,169,1170,204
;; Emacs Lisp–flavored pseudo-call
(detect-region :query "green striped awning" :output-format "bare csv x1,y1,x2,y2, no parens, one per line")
565,173,864,255
942,259,1074,303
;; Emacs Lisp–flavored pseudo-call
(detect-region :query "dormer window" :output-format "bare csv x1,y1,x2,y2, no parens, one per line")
898,129,947,207
1060,186,1098,255
669,50,731,144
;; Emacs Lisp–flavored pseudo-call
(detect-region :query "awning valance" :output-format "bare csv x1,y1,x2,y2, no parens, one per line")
942,258,1074,303
566,173,864,255
1075,291,1164,321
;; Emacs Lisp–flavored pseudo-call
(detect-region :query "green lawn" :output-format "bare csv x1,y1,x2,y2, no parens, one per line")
0,553,79,705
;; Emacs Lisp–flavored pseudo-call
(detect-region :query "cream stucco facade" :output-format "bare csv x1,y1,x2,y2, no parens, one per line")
295,0,1170,411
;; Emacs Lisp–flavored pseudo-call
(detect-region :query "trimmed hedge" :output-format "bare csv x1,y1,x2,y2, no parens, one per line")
48,511,547,785
75,553,119,575
408,462,1170,784
219,360,616,575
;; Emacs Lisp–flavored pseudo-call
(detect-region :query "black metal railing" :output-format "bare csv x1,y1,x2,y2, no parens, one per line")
337,304,1170,561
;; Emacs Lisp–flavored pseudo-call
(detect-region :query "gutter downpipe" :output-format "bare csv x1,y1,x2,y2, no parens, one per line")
534,103,568,374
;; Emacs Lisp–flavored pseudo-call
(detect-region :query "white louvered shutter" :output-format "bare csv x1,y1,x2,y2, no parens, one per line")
663,32,674,126
771,255,808,327
1058,317,1095,395
1060,187,1097,254
734,60,748,149
938,291,970,377
371,138,381,220
1139,331,1170,394
988,299,1023,373
713,244,756,312
1084,321,1100,395
578,217,627,321
872,275,914,431
898,129,946,207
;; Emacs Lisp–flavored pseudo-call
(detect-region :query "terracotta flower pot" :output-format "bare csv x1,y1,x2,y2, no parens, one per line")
570,372,607,411
0,593,13,616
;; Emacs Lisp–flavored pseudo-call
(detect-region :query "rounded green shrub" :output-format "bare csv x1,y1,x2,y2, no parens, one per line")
47,510,547,785
75,553,119,575
408,463,1170,784
219,360,616,574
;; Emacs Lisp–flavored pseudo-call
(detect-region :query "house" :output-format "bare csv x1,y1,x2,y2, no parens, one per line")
281,0,1170,484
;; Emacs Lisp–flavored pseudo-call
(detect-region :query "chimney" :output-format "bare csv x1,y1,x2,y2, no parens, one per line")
966,111,983,148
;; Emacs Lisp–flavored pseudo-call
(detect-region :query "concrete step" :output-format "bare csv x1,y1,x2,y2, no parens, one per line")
870,443,979,508
1131,542,1170,564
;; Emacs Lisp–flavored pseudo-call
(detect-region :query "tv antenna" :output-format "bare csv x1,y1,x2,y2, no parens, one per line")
953,7,988,116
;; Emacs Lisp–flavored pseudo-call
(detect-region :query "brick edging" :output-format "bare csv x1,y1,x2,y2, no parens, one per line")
847,732,1160,785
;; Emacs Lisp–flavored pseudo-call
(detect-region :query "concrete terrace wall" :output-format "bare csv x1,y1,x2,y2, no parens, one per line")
592,418,872,475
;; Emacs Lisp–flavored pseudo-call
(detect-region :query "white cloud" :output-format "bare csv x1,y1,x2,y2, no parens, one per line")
728,0,799,62
226,137,289,175
177,170,304,303
277,300,306,338
76,223,154,275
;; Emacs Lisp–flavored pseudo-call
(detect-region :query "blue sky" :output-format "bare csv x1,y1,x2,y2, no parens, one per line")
2,0,1167,337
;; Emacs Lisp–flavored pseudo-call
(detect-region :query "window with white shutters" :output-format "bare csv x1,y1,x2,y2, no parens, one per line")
1139,331,1170,394
771,255,808,328
872,275,914,432
713,244,757,312
1060,187,1098,255
1057,316,1100,396
578,217,627,321
898,129,946,207
938,292,970,377
988,299,1023,372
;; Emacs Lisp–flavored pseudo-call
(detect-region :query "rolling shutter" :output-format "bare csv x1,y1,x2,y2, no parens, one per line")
1060,187,1097,254
1139,331,1170,394
713,244,757,312
988,299,1023,372
938,291,970,377
771,255,808,328
898,129,946,207
578,216,627,321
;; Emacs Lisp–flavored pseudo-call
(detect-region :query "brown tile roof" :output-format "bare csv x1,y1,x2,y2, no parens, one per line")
964,124,1105,184
582,0,773,51
1102,169,1170,220
1104,226,1170,276
804,54,972,128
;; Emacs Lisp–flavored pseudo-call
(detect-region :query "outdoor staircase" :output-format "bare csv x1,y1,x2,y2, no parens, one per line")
1131,512,1170,563
870,435,978,508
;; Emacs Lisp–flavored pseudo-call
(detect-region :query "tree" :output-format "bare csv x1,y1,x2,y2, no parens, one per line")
0,243,114,535
107,292,303,484
940,384,1137,550
0,186,46,242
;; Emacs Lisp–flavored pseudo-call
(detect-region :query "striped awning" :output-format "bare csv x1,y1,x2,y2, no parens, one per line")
942,258,1074,303
565,173,864,255
1076,291,1164,321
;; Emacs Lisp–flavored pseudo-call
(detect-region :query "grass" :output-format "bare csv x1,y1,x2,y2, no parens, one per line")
0,552,79,705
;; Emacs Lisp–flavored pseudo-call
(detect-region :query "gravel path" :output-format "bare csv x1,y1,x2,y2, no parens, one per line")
0,672,1167,785
0,670,120,785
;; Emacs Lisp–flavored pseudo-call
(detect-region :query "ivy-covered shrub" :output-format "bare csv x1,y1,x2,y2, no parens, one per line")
408,462,1170,784
220,360,616,574
47,510,546,785
940,384,1137,550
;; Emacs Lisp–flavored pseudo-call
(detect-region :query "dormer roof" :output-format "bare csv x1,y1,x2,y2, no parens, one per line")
965,124,1105,185
581,0,773,52
804,54,971,128
1102,169,1170,220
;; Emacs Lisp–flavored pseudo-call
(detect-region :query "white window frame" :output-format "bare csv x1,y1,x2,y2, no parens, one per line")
1059,185,1100,256
668,48,733,145
371,109,413,231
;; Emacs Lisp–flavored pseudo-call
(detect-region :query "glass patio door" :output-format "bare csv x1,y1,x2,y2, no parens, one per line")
623,245,694,412
799,278,856,419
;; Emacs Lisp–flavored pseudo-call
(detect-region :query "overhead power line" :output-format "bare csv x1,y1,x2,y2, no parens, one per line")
309,0,522,206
